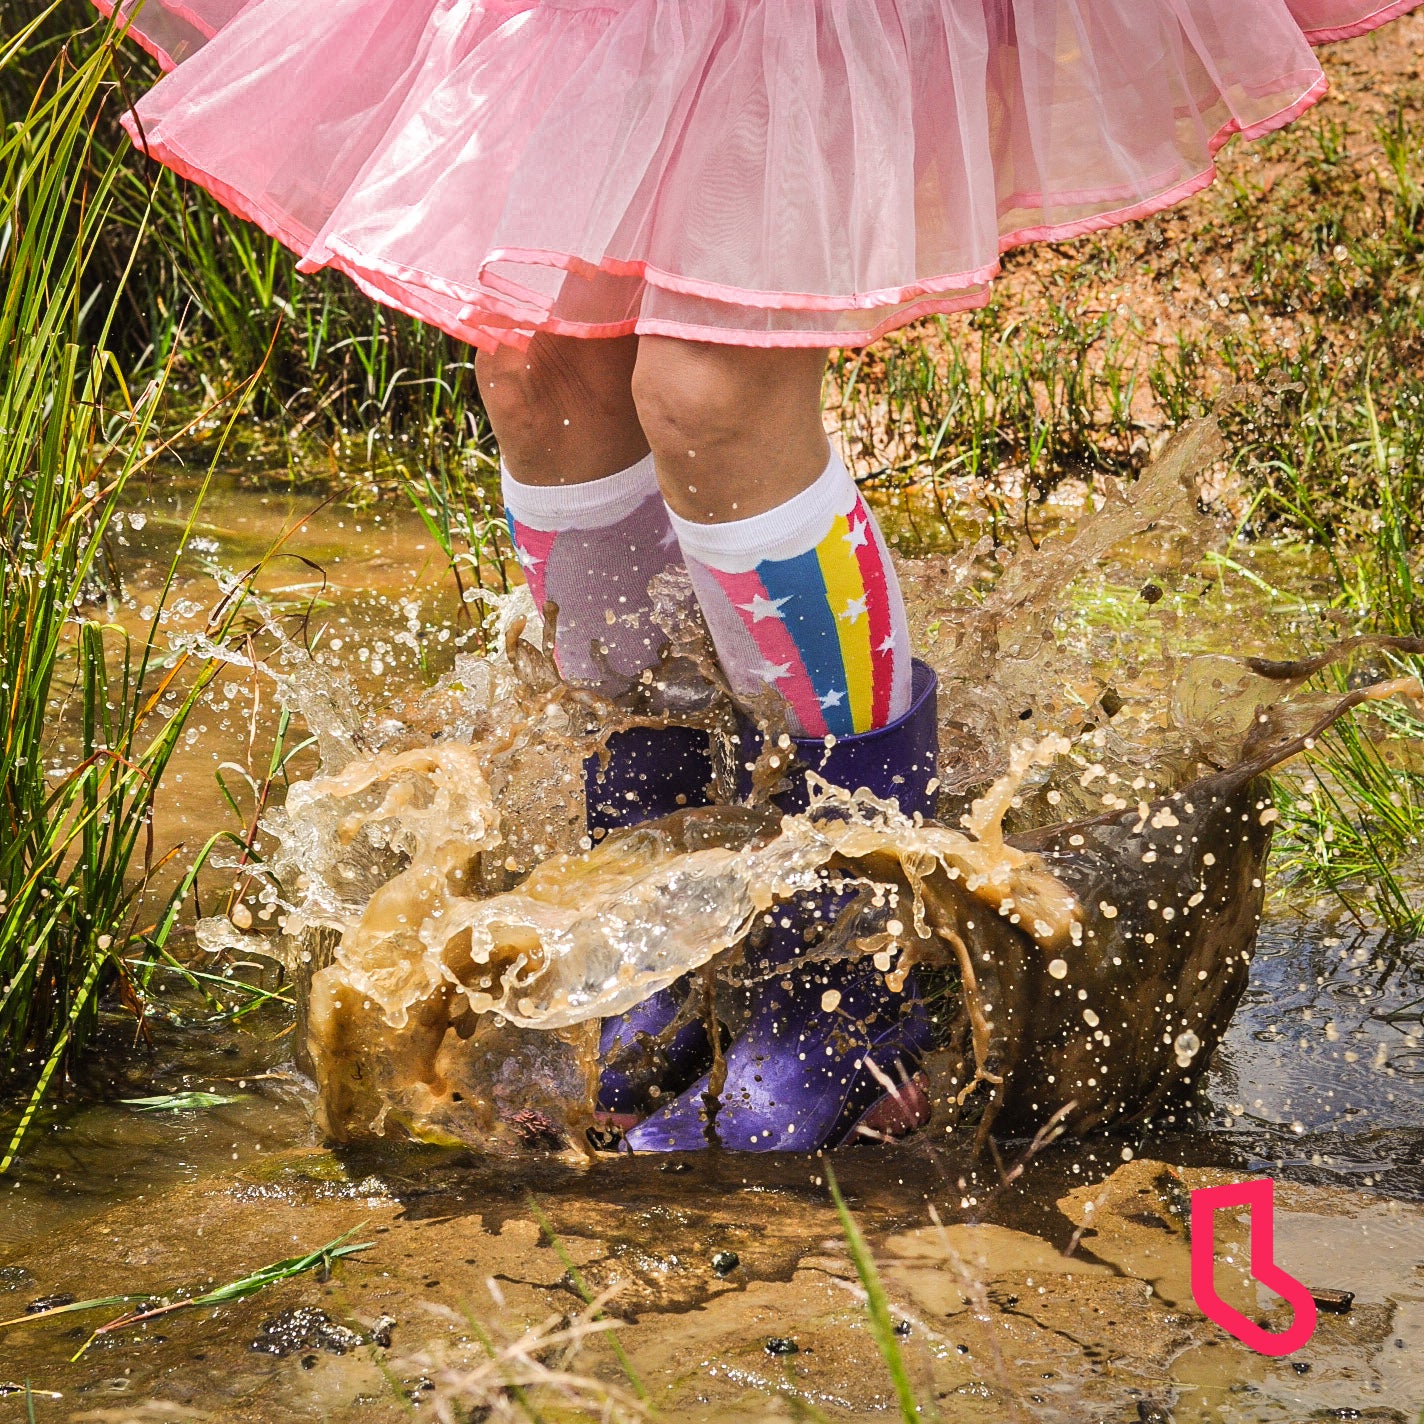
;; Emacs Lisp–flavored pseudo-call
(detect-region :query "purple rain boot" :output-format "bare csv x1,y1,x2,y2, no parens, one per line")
589,725,718,1125
624,660,940,1154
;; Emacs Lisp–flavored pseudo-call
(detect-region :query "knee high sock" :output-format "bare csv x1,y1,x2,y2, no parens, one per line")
501,455,682,697
668,452,912,738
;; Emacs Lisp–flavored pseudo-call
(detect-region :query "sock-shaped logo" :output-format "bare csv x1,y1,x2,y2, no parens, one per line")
1190,1178,1317,1356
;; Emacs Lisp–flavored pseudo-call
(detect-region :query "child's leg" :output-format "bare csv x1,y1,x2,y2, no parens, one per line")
631,338,911,736
482,336,719,1120
622,338,931,1153
478,334,678,697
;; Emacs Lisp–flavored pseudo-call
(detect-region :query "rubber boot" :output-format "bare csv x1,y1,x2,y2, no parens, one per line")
624,661,939,1153
588,726,717,1123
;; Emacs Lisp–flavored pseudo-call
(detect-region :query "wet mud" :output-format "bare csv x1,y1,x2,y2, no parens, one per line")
3,1133,1421,1422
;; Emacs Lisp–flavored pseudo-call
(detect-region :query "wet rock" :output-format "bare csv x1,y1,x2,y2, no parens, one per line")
710,1251,739,1277
1311,1287,1355,1314
0,1266,34,1292
25,1293,76,1313
251,1306,365,1357
370,1315,396,1349
764,1337,798,1355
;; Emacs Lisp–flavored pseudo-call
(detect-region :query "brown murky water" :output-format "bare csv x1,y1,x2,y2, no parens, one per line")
2,435,1422,1423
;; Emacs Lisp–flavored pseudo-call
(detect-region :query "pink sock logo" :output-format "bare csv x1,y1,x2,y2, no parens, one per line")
1190,1179,1317,1355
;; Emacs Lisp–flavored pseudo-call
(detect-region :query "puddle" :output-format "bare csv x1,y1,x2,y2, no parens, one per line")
3,426,1422,1422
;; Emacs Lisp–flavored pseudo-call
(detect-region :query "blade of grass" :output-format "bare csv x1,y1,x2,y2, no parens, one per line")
825,1165,924,1424
526,1194,649,1405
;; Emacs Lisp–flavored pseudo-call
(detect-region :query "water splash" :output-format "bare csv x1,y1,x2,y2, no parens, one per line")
240,419,1421,1156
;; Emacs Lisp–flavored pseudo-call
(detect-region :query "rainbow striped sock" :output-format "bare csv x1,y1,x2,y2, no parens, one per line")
670,453,912,737
502,455,682,696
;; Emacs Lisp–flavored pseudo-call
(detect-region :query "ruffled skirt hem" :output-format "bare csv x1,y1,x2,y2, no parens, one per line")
99,0,1420,350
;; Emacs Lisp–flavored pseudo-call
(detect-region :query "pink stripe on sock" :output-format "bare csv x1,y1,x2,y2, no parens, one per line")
849,497,896,729
710,567,828,737
510,520,557,612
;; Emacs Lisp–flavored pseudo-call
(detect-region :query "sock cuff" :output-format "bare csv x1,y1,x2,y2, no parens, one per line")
666,451,859,574
501,453,659,532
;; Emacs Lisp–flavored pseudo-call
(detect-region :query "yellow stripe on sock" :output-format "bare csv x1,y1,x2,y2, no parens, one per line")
815,513,875,733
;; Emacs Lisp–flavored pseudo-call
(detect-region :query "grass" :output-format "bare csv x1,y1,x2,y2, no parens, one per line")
527,1195,649,1406
0,8,270,1171
826,1166,924,1424
1261,388,1424,934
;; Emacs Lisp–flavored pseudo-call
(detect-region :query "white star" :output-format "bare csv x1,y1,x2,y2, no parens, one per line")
757,660,794,683
517,547,543,570
839,596,868,623
660,526,680,549
877,633,898,653
844,518,870,552
738,593,791,622
818,688,846,709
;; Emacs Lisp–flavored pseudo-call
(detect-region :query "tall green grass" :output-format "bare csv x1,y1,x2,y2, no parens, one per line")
0,8,253,1169
1265,389,1424,936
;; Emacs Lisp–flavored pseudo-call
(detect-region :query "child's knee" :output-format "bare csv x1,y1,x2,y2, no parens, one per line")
477,335,640,465
630,339,750,463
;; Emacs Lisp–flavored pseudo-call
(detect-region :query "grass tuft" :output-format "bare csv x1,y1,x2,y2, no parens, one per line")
826,1165,925,1424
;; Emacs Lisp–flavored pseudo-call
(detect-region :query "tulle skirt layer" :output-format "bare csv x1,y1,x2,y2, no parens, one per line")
98,0,1421,350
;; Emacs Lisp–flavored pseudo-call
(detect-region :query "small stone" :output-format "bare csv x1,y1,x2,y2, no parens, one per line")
765,1337,799,1356
26,1294,76,1314
1310,1287,1354,1314
370,1315,396,1349
252,1306,364,1357
1139,582,1164,605
711,1251,740,1277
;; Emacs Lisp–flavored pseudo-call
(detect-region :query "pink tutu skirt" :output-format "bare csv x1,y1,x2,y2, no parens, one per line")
97,0,1419,350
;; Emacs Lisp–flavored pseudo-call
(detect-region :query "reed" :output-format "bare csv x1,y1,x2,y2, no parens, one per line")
0,7,254,1169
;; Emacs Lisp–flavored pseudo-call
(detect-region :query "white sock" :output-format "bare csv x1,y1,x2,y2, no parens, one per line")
502,454,682,696
667,452,912,737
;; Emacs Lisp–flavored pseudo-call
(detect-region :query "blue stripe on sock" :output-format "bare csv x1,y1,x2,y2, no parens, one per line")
756,549,854,738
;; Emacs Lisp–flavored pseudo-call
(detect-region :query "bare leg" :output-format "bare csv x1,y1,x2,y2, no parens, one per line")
631,337,829,522
476,332,647,486
633,335,910,740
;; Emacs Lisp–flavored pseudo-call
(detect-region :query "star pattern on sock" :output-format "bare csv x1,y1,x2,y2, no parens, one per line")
843,516,870,552
839,596,868,623
757,659,794,683
738,593,791,622
877,633,898,654
818,688,846,709
517,546,543,571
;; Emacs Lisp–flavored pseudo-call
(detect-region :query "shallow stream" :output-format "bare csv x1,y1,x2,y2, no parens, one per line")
2,432,1422,1423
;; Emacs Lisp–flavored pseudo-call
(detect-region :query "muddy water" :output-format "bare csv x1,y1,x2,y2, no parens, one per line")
2,450,1422,1423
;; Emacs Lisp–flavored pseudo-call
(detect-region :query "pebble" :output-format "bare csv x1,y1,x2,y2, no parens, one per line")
251,1307,365,1357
